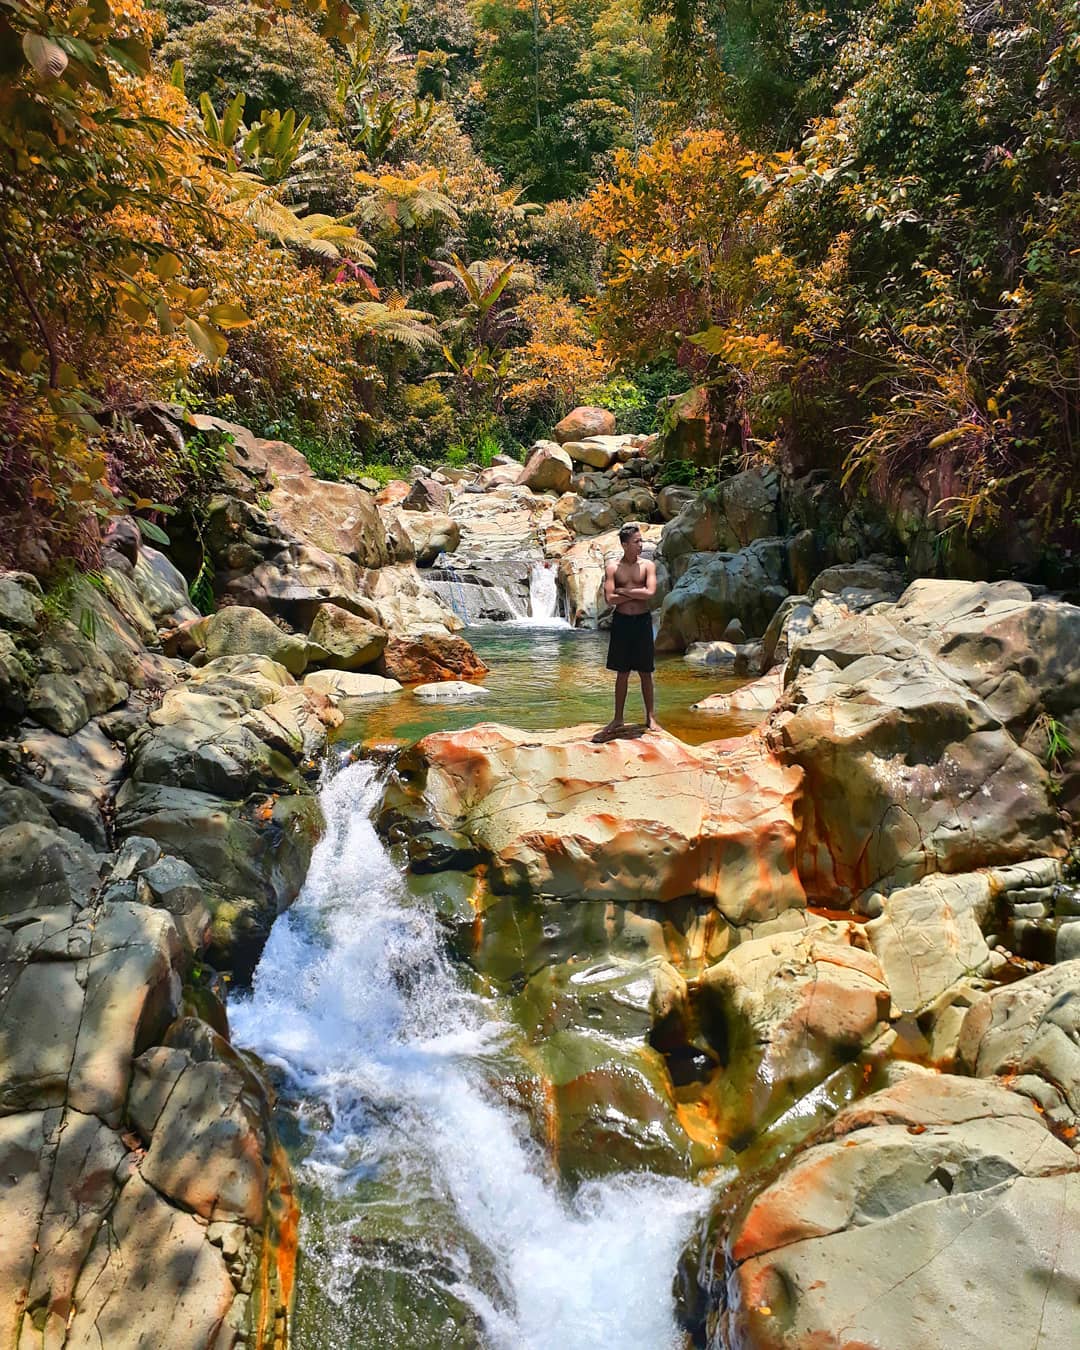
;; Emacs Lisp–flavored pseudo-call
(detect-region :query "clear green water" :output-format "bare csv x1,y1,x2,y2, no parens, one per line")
341,623,754,748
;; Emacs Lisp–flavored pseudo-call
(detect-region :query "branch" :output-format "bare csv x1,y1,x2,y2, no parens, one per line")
0,235,61,388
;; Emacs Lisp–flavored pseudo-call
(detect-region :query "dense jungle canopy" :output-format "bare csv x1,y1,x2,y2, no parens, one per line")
2,0,1079,579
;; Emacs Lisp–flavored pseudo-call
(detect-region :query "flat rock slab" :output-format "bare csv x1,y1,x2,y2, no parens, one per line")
403,723,805,920
720,1072,1080,1349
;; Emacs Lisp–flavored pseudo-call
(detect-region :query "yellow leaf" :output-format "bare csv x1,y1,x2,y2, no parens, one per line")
207,302,252,330
153,253,182,281
183,317,228,361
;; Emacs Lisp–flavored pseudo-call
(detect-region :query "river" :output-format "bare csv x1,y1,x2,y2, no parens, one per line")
231,753,709,1348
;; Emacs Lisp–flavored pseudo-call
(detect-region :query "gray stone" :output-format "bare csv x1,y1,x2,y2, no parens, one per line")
0,574,44,635
655,539,789,652
202,605,308,675
307,603,387,670
0,821,102,914
0,902,183,1121
141,855,212,953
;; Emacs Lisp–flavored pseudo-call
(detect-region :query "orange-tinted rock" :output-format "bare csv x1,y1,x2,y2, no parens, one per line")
375,479,411,508
405,724,805,919
554,406,616,444
377,633,489,685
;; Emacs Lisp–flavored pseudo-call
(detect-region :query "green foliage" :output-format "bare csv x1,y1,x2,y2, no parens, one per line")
163,3,339,127
471,0,664,200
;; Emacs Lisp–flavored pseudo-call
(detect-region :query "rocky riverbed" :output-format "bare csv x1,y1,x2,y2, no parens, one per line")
1,405,1078,1348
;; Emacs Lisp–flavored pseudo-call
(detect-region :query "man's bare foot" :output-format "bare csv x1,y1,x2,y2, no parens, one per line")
592,721,625,743
645,718,663,734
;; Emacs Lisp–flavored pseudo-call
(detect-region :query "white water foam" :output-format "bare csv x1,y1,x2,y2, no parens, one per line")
517,560,569,628
231,758,702,1350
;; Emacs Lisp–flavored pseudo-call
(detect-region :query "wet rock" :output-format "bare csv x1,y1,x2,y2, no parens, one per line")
0,572,44,635
413,680,490,702
377,633,489,685
405,724,805,920
684,641,738,668
691,669,784,722
0,631,31,721
518,442,573,494
554,406,616,444
307,602,387,671
407,829,484,875
655,539,789,653
958,960,1080,1132
715,1072,1080,1350
114,781,321,978
695,919,890,1140
202,605,308,675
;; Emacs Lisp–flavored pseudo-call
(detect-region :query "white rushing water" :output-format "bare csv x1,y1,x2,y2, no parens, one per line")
519,560,569,628
231,758,702,1350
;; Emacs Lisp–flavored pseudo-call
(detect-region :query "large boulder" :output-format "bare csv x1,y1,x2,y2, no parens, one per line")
692,918,890,1139
566,499,618,537
397,511,461,567
713,1072,1080,1350
396,724,805,921
655,539,789,653
768,579,1075,905
518,443,573,494
377,633,489,685
660,469,780,566
657,484,698,521
554,406,616,444
563,438,618,471
449,483,556,560
201,605,308,675
0,718,126,848
557,526,666,627
357,562,462,636
0,820,102,915
307,603,388,670
0,901,183,1121
403,476,450,514
772,650,1062,905
263,460,389,567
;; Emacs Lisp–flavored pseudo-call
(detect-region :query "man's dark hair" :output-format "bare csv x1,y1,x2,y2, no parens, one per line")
618,522,642,543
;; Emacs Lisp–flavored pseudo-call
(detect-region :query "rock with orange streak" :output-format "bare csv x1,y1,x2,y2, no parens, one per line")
716,1071,1080,1350
403,723,805,920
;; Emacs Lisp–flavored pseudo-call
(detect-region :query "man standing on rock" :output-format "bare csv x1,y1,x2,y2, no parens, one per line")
595,523,660,740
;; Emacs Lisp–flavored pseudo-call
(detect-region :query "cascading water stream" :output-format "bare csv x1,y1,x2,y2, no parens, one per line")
519,560,568,628
231,758,703,1349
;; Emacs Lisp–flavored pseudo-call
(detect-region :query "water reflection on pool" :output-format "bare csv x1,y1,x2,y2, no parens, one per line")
341,623,755,748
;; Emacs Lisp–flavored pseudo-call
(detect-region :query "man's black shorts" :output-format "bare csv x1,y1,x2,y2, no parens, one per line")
606,610,655,673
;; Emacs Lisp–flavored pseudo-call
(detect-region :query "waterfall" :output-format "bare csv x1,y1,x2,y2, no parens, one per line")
424,563,526,624
522,561,568,627
231,758,702,1349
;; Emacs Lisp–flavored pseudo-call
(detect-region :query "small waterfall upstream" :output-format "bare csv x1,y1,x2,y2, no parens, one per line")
423,559,569,628
231,760,702,1349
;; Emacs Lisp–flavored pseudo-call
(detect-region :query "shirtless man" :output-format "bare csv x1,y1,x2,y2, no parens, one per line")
595,523,659,739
